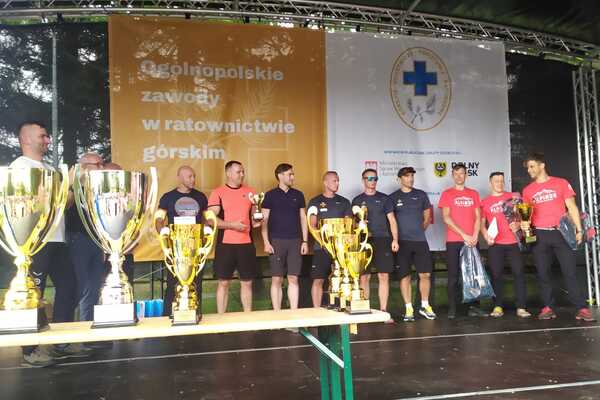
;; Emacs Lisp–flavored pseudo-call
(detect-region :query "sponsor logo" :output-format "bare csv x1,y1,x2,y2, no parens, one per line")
452,161,480,177
532,189,558,204
489,200,504,214
454,196,474,207
390,47,452,131
434,162,447,177
364,160,378,171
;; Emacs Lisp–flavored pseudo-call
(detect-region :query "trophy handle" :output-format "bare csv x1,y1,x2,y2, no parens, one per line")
306,206,323,246
72,165,107,251
157,226,176,276
363,243,374,269
352,205,370,250
123,166,159,255
30,164,70,256
198,210,218,267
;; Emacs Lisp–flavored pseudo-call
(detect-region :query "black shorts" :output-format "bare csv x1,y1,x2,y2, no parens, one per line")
395,240,433,277
366,237,395,274
269,238,303,277
311,248,333,279
214,243,258,281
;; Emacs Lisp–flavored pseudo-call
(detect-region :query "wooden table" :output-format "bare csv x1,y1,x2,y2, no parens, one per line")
1,307,390,400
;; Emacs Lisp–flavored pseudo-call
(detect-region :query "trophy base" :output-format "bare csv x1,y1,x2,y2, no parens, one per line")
253,212,264,221
525,236,537,244
346,299,371,315
172,309,201,326
92,303,137,328
327,293,341,310
0,307,48,334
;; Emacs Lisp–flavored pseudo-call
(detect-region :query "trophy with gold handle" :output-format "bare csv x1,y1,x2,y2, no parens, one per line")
248,192,265,221
516,202,536,243
340,245,373,314
156,210,217,325
74,166,158,327
0,166,69,333
307,206,368,310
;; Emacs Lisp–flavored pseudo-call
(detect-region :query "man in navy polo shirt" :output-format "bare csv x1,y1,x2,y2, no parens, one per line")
262,163,309,310
389,166,436,321
352,168,399,321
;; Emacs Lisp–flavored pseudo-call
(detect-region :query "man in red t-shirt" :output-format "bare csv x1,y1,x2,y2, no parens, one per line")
521,153,593,321
208,161,261,314
438,163,486,319
480,171,531,319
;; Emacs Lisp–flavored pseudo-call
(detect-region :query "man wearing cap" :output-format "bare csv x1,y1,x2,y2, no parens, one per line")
389,167,436,321
352,168,399,321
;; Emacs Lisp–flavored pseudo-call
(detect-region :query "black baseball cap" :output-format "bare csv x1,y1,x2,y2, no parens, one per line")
397,166,416,177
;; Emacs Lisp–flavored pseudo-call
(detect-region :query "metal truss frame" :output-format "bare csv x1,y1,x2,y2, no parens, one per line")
0,0,599,66
573,68,600,306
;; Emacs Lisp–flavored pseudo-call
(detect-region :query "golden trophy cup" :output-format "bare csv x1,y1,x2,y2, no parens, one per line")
0,166,68,333
307,206,368,310
74,167,158,328
340,247,373,314
248,192,265,221
156,210,217,325
516,202,537,243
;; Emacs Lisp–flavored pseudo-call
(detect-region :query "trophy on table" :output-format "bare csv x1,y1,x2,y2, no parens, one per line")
156,210,217,325
307,206,369,311
73,166,158,327
0,166,69,333
325,205,372,314
516,202,537,244
248,192,265,221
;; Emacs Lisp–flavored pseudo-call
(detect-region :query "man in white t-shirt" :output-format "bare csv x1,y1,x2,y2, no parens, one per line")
10,121,86,367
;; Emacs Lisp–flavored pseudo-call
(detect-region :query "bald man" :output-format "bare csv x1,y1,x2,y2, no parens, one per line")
11,121,81,367
66,152,105,324
155,165,208,317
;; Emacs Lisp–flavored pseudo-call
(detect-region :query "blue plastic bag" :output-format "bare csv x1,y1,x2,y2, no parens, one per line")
460,246,495,303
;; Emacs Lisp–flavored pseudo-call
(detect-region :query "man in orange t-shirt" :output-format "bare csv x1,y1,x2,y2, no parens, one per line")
208,161,261,314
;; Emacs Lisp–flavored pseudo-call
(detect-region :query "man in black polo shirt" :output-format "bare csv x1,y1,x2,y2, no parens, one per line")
261,163,308,310
389,167,436,321
155,165,208,317
352,169,398,320
307,171,353,307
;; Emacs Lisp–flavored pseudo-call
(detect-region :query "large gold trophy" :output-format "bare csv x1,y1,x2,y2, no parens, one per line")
307,206,370,311
325,206,372,314
156,210,217,325
74,167,157,327
0,166,68,333
516,202,536,243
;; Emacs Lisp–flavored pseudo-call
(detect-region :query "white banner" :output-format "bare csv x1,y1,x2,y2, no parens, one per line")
326,33,511,250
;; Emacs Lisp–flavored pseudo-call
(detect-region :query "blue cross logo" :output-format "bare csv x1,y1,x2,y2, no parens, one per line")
403,61,437,96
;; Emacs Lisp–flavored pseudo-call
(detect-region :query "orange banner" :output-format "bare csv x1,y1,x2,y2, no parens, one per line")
109,16,326,261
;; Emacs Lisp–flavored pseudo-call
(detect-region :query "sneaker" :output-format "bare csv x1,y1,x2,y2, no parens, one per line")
49,343,93,360
575,307,596,322
516,308,532,318
418,305,437,320
467,306,489,317
403,309,415,322
22,347,56,368
538,306,557,320
490,306,504,318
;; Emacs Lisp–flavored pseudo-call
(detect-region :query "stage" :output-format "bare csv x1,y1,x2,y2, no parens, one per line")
1,306,598,400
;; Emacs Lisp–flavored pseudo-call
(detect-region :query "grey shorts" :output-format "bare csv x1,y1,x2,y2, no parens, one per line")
269,238,303,277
